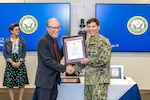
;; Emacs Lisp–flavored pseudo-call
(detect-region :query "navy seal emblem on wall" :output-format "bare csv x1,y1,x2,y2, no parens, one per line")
19,15,38,34
127,16,148,35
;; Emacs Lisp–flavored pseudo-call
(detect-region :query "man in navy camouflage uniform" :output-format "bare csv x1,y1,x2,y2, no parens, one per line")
74,18,112,100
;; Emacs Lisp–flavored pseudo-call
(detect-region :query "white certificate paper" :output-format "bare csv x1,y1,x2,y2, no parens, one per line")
111,68,120,78
66,39,84,60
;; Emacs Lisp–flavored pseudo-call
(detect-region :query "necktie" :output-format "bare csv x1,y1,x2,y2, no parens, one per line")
54,39,59,62
54,39,61,84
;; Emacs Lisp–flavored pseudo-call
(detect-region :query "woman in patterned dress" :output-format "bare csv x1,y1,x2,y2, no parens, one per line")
3,23,29,100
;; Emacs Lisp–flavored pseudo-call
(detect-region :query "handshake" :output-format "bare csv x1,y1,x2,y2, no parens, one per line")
65,65,75,74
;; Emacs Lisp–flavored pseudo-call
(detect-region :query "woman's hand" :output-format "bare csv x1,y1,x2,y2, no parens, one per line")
10,60,21,68
14,61,22,68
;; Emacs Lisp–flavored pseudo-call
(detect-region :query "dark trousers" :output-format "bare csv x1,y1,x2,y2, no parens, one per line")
34,80,58,100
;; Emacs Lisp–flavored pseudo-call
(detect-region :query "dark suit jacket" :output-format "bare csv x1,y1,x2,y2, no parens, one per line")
35,33,66,89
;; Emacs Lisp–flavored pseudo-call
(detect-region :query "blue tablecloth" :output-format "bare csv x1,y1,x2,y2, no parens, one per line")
119,84,141,100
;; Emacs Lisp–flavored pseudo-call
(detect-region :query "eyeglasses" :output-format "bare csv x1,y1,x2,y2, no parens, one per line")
48,26,61,30
14,29,20,31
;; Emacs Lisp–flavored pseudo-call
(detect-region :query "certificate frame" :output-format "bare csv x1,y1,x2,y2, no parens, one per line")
62,35,86,64
110,65,124,80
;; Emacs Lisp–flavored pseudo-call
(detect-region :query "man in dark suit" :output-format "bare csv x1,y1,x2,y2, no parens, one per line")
35,18,74,100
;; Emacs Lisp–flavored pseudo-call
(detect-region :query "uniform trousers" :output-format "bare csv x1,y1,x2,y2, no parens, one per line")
84,83,109,100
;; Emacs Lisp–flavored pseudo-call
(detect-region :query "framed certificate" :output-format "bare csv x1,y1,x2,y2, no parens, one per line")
62,35,86,64
110,65,124,80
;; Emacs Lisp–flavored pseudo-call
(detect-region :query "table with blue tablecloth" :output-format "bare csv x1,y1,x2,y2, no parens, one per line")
107,77,141,100
56,77,141,100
